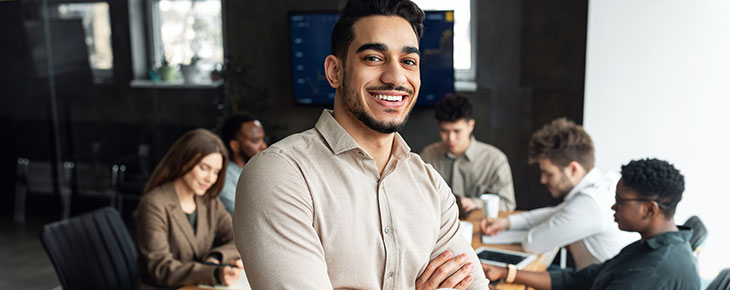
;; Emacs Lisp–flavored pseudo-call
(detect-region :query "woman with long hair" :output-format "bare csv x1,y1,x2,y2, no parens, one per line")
135,129,242,289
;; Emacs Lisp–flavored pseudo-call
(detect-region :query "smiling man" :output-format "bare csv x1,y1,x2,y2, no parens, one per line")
481,118,636,270
233,0,488,289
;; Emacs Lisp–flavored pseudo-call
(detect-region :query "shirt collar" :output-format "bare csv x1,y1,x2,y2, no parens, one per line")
645,226,693,249
445,135,476,161
564,168,601,200
314,109,411,159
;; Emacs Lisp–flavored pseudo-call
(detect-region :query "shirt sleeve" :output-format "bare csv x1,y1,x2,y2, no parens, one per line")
207,197,240,262
518,195,606,253
233,152,334,289
486,157,516,211
507,206,559,230
428,167,491,289
598,270,667,290
549,262,603,290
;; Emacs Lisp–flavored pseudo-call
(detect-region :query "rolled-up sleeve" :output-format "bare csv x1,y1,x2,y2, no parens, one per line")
518,195,604,253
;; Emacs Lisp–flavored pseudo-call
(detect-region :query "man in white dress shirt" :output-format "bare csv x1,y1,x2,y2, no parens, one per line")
481,118,636,270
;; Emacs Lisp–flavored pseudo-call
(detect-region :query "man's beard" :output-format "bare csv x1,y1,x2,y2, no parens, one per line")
341,71,413,134
237,149,252,164
549,172,574,198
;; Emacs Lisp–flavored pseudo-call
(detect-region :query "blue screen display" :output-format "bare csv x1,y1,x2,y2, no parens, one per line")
289,11,455,106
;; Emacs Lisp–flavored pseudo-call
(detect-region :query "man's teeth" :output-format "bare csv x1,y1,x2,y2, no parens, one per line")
374,94,404,102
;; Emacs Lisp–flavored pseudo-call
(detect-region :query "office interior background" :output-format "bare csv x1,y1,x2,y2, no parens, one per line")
1,0,728,287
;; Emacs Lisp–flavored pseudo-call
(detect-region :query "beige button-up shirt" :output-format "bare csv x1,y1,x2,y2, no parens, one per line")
421,137,516,211
234,110,489,289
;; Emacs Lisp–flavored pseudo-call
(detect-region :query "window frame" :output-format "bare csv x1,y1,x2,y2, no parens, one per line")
43,0,116,84
145,0,227,69
413,0,477,90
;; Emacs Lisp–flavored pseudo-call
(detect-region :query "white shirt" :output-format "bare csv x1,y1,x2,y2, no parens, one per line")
508,168,638,269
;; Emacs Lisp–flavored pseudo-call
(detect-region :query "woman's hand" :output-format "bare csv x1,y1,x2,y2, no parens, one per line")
219,259,243,286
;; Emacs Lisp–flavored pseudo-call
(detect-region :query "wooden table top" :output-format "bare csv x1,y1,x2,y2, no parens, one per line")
465,209,557,290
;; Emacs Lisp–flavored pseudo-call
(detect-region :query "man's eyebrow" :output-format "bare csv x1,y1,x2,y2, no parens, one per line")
402,46,420,56
356,42,388,53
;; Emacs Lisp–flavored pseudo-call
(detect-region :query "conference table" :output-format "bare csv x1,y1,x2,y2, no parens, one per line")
180,210,556,290
466,209,558,290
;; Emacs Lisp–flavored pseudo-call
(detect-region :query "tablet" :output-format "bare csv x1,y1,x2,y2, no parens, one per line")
474,247,537,269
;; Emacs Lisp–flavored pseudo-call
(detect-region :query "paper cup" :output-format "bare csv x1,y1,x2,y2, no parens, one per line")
480,194,500,218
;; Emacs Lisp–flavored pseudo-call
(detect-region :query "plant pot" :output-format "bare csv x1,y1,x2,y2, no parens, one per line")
158,65,178,82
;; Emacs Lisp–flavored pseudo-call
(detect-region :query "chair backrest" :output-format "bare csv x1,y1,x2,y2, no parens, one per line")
72,162,119,197
18,158,74,195
707,268,730,290
40,207,138,290
684,215,708,252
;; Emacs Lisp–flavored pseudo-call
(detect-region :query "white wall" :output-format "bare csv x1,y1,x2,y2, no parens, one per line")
584,0,730,278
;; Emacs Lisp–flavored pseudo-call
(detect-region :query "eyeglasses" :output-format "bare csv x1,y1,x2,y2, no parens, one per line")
614,195,666,208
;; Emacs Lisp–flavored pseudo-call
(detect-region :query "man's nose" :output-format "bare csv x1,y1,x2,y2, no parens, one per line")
448,133,457,143
380,60,407,87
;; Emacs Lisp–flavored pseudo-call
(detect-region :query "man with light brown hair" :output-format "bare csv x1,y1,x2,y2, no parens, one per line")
481,118,636,270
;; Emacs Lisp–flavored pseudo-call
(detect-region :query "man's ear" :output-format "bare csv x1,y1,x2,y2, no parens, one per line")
228,140,240,154
325,55,343,88
645,201,659,219
566,161,583,178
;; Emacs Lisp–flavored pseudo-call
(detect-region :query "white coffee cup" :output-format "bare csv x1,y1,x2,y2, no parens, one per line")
480,194,500,219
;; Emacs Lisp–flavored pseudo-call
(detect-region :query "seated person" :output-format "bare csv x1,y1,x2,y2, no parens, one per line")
482,158,700,290
219,113,267,213
421,94,516,213
135,129,242,289
481,118,636,270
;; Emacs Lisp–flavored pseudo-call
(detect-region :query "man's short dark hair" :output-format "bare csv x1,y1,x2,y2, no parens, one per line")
528,118,595,170
221,113,258,154
434,94,473,122
331,0,424,60
621,158,685,218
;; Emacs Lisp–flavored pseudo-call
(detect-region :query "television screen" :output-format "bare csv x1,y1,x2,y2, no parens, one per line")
289,11,455,106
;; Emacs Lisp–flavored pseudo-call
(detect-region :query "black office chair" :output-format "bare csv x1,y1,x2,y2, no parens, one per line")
707,268,730,290
40,207,139,290
683,216,708,257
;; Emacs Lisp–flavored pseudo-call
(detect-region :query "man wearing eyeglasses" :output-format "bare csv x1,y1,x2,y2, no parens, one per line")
482,158,700,290
481,118,636,270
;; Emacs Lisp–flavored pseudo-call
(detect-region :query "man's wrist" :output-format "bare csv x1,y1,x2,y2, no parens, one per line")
505,264,517,283
503,216,511,230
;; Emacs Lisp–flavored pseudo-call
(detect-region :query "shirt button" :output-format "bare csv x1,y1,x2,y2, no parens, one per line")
384,227,392,234
387,272,394,279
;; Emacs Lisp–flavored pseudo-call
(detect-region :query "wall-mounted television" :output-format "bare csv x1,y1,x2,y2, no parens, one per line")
289,11,455,106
